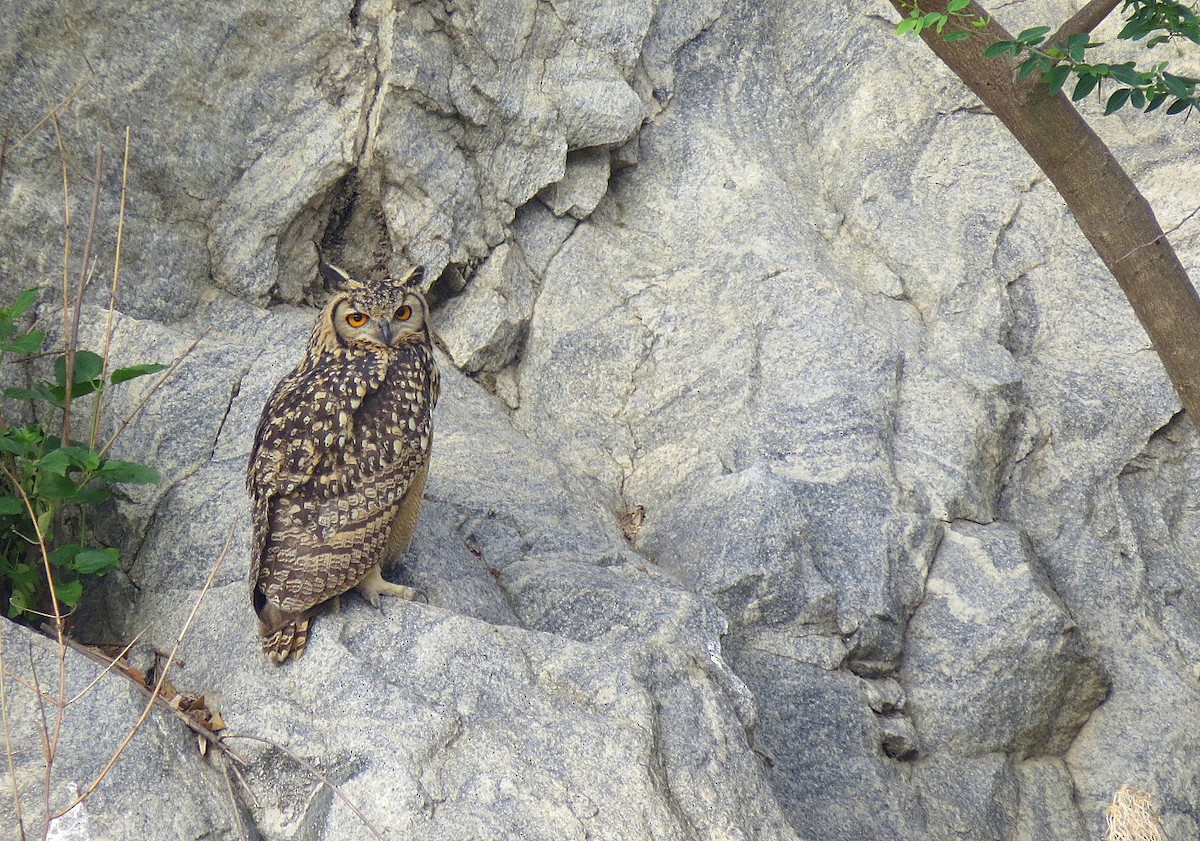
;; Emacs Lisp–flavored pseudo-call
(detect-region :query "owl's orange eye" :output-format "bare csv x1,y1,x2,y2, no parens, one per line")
345,312,369,328
396,305,413,321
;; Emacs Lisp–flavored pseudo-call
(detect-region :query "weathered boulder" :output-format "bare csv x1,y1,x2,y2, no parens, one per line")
2,0,1200,839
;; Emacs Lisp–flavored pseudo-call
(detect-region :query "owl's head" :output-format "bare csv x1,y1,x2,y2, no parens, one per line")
319,264,431,349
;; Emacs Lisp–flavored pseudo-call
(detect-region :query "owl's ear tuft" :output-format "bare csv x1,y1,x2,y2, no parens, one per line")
319,263,359,292
398,266,425,290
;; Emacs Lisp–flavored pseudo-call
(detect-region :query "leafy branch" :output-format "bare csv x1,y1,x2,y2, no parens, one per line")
0,298,165,619
896,0,1200,116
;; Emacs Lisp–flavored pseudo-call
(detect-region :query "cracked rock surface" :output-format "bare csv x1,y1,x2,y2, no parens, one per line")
3,0,1200,839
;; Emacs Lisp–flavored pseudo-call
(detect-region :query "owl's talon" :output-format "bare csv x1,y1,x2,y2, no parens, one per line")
356,565,421,608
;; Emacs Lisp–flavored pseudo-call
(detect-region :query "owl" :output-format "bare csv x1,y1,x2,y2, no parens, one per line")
247,263,439,663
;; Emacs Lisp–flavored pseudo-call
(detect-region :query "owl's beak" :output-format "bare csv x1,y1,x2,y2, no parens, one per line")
378,321,393,345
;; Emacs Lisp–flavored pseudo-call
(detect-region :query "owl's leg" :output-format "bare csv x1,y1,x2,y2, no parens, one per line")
356,564,421,607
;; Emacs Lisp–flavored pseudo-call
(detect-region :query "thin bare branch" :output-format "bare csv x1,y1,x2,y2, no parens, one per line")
49,519,236,818
99,328,209,460
27,646,52,841
0,625,29,840
0,666,41,698
92,127,132,450
222,733,388,841
62,145,105,447
1116,204,1200,264
43,628,242,762
0,462,68,816
0,129,8,196
1049,0,1124,46
62,630,145,706
7,78,90,157
219,756,251,841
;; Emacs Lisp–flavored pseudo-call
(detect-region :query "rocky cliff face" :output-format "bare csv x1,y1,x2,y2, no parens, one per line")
2,0,1199,839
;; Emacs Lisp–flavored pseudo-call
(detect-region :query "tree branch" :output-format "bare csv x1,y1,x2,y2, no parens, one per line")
1048,0,1124,45
889,0,1200,429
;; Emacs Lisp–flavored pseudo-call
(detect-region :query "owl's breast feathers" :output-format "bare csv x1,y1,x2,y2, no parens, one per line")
249,342,437,498
247,341,438,592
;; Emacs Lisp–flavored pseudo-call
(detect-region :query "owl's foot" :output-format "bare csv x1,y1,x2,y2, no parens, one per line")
356,565,421,608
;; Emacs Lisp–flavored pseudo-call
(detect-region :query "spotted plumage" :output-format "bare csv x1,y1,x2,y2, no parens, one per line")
247,264,439,663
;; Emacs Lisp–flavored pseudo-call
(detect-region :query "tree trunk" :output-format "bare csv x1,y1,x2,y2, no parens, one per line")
889,0,1200,428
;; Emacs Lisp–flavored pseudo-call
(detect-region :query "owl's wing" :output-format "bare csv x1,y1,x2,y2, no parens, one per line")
259,448,428,614
247,350,388,597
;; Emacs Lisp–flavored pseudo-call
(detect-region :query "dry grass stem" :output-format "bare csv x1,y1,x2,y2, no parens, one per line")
1107,785,1167,841
219,756,251,841
7,78,89,157
62,629,144,705
222,733,388,841
47,629,243,764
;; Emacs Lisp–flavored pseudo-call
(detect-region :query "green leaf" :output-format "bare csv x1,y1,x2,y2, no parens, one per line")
1072,74,1099,101
0,330,45,355
1145,92,1168,112
943,30,971,42
1065,33,1090,62
1107,63,1144,87
1162,73,1195,99
3,292,36,322
38,450,71,476
1017,26,1051,45
4,289,40,320
40,472,78,500
4,384,62,407
1104,88,1131,114
983,40,1018,58
54,579,83,607
896,17,919,35
74,548,119,575
49,544,82,568
9,587,32,617
36,510,54,542
1131,89,1146,109
58,446,102,472
0,496,24,516
1165,97,1193,114
7,562,36,589
54,350,105,387
0,431,38,458
110,363,167,385
1043,64,1072,95
74,486,112,505
947,0,970,12
98,460,159,485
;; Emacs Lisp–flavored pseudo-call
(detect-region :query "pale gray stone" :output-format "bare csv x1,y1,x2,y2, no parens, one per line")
0,620,235,840
4,0,1200,838
903,522,1109,758
539,147,613,219
434,242,537,378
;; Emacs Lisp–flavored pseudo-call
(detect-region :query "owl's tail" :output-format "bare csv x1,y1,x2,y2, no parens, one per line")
256,601,312,664
260,618,310,663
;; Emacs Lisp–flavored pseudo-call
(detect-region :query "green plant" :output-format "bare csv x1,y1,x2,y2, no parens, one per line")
0,288,165,619
896,0,1200,116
